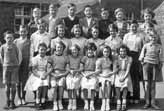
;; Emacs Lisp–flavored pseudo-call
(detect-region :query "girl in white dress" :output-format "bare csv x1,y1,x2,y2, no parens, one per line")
115,45,133,111
25,43,52,110
96,45,117,111
66,44,83,110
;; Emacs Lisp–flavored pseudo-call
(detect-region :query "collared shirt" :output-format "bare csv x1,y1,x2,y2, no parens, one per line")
139,42,163,64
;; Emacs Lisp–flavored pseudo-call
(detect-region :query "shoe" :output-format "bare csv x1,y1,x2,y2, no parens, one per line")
3,101,10,110
90,101,95,111
17,99,22,106
72,99,77,110
10,102,16,109
58,100,63,110
151,103,160,110
101,99,105,111
143,103,150,109
22,99,26,105
67,102,72,110
84,100,89,110
121,104,126,111
53,102,58,111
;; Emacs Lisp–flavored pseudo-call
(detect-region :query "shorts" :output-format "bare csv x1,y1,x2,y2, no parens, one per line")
50,77,65,87
3,66,19,84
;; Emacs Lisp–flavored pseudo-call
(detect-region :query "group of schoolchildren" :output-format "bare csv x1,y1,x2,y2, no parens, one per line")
0,2,163,111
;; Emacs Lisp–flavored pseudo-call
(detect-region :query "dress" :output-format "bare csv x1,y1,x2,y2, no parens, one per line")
24,55,50,91
115,56,133,93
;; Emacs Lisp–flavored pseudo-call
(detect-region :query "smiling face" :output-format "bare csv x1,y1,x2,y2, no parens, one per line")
149,34,157,44
116,11,124,21
91,28,99,39
87,49,94,57
5,34,14,44
55,43,64,55
68,6,76,17
130,23,138,33
144,25,154,34
57,26,65,38
71,46,79,57
120,48,127,58
74,26,81,38
37,23,46,33
103,47,110,58
109,28,116,37
19,27,27,38
84,7,92,18
38,46,47,57
144,13,152,23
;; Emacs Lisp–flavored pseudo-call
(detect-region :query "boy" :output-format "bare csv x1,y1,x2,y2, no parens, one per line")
63,3,79,38
14,25,31,105
0,31,21,109
139,31,162,109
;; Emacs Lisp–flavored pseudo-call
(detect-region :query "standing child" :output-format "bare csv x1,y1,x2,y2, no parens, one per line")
81,42,98,110
115,45,133,111
51,24,72,55
139,32,162,110
79,5,98,38
99,8,112,39
50,41,69,111
105,24,122,56
14,25,31,105
63,3,79,38
0,31,21,109
96,45,117,111
71,24,87,56
25,43,51,110
66,44,83,110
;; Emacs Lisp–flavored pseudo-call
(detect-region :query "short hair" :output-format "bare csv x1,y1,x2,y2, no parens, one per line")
55,41,66,51
114,8,125,16
69,44,81,55
71,24,83,36
101,8,108,12
85,42,97,51
83,5,92,11
117,44,130,56
141,8,155,19
33,7,41,13
55,24,66,37
101,45,113,60
68,3,76,8
3,30,14,37
49,3,60,9
38,42,47,50
88,25,100,38
108,24,118,32
19,25,28,30
129,19,138,25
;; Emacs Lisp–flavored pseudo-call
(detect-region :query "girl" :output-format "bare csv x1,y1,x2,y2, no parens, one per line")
25,43,51,110
81,42,98,111
66,44,83,110
115,45,133,111
79,5,98,38
139,32,162,110
50,41,69,111
123,20,143,103
105,24,122,56
99,8,112,39
87,25,104,57
71,24,87,56
14,25,30,105
114,8,128,38
51,24,72,55
96,45,117,111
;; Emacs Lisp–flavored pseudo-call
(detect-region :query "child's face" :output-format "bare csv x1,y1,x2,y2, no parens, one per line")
87,49,94,57
71,47,79,57
37,23,45,33
38,46,46,57
91,28,99,39
19,28,27,38
49,7,58,16
57,27,65,38
117,30,124,38
74,27,81,37
109,28,116,37
120,48,127,58
68,6,76,16
55,44,64,55
101,10,109,20
33,9,41,18
84,7,92,18
145,26,154,34
144,13,152,22
103,48,110,58
130,23,138,33
5,34,14,44
149,35,157,44
116,11,124,21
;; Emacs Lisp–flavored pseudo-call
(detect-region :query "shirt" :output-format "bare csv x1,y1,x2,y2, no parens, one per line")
81,56,97,71
139,42,163,64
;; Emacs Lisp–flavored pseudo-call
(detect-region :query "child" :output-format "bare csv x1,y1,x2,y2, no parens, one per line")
115,45,133,111
50,41,69,111
63,3,79,38
99,8,112,39
105,24,122,56
114,8,128,37
123,20,143,103
48,4,63,39
79,5,98,38
96,45,117,111
25,43,51,110
51,24,72,55
0,31,21,109
66,44,83,110
71,24,87,56
30,19,51,57
139,32,162,110
14,25,31,105
87,25,104,57
81,42,98,110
